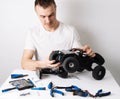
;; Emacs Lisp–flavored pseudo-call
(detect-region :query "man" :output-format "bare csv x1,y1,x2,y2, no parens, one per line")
21,0,95,71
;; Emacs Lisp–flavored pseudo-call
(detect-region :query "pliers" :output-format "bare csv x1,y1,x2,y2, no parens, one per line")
50,89,64,97
48,82,64,97
65,85,89,97
95,89,111,97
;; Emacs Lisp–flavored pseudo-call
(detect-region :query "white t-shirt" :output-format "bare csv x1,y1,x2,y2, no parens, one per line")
24,22,82,60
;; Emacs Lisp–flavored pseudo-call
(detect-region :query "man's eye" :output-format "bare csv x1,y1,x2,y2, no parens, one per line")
49,13,54,18
42,16,45,18
49,15,53,18
40,16,45,18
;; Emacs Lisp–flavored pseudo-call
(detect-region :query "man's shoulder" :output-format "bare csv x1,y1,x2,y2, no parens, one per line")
27,23,43,35
29,24,41,31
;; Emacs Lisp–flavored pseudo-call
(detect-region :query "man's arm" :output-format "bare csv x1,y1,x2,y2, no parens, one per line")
21,50,60,71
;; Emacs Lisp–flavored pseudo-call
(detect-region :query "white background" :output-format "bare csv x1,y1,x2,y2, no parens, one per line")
0,0,120,86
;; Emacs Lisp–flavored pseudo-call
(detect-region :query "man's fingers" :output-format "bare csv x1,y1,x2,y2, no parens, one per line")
80,45,96,57
81,45,90,51
48,62,61,68
49,60,55,64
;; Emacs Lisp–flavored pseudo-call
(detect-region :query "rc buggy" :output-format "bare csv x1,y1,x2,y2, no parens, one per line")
36,48,106,80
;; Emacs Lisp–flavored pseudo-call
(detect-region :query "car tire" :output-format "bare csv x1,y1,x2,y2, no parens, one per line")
62,57,79,73
57,67,68,78
92,66,106,80
49,51,59,60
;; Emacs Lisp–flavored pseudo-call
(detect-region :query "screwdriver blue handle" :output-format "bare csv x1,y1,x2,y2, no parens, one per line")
53,89,64,95
11,74,28,78
2,87,16,93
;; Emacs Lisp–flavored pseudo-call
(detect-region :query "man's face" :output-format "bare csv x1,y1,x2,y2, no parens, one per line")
35,4,57,30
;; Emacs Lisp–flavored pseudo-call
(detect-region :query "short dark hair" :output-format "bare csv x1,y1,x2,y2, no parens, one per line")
35,0,56,8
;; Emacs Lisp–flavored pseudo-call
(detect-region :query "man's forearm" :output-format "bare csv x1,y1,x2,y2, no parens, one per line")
21,59,42,71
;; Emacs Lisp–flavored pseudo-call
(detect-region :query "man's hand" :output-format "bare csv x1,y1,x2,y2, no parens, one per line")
38,58,61,69
80,45,96,57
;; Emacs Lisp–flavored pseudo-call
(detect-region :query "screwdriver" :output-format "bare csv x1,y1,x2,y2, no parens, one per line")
2,87,16,93
11,74,28,79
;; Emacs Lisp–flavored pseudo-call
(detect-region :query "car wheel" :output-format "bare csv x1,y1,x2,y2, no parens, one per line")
49,51,59,60
57,67,68,78
62,57,79,73
92,66,106,80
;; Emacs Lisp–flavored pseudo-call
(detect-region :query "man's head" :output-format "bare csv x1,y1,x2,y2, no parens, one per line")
34,0,58,31
35,0,56,9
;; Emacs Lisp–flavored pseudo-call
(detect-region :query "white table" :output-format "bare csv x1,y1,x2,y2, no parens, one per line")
0,69,120,99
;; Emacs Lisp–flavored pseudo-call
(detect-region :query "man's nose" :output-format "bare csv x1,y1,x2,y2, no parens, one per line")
45,17,50,23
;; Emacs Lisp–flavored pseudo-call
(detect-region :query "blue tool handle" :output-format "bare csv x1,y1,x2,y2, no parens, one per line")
50,89,54,97
95,89,102,96
11,74,28,78
2,87,16,93
27,79,34,85
53,89,64,96
82,91,89,97
31,87,46,90
48,82,53,89
71,85,81,91
99,92,111,97
11,74,23,78
97,89,102,94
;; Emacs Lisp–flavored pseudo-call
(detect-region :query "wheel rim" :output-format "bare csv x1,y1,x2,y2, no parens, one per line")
68,62,75,68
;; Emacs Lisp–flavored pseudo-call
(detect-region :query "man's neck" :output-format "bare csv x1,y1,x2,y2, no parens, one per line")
44,20,59,32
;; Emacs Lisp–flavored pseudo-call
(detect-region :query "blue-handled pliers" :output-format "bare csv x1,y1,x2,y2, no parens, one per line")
50,89,64,97
65,85,81,92
95,89,111,97
65,85,88,97
48,82,64,97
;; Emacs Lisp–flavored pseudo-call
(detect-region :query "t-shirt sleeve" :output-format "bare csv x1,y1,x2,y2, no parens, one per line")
24,29,35,50
72,27,83,48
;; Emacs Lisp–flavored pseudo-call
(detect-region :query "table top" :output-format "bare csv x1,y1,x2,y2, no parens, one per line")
0,69,120,99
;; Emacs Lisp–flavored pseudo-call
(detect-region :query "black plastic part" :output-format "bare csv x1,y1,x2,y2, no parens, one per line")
94,53,105,65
